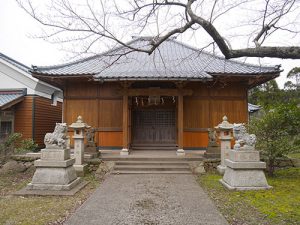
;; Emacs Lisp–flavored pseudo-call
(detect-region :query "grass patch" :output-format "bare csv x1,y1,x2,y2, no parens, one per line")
198,168,300,225
0,169,101,225
288,152,300,159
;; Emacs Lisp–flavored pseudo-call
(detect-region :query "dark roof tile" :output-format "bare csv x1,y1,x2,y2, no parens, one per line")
32,38,280,80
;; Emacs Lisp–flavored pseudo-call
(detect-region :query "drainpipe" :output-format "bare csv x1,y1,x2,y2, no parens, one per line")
31,96,36,142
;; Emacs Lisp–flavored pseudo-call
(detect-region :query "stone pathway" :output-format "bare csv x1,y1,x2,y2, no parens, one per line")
65,175,229,225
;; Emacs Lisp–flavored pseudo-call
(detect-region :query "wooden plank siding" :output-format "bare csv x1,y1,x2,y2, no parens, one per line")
99,131,123,147
14,96,33,140
183,131,209,148
64,81,123,148
183,83,248,148
63,81,248,149
34,97,62,146
14,96,62,147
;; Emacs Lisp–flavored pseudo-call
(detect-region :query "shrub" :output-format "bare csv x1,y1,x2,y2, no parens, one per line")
250,104,300,176
0,133,22,163
16,139,38,153
0,133,38,163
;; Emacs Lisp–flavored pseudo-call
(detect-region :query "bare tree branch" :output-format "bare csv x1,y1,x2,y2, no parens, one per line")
16,0,300,60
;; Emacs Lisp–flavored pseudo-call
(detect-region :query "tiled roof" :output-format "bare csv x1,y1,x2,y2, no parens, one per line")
0,89,26,109
248,103,261,113
32,37,280,80
0,53,30,72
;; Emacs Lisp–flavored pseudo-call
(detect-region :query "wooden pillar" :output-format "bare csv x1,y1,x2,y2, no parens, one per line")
120,94,129,155
177,94,185,156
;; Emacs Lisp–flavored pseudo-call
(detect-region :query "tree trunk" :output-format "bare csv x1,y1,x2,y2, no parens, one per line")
268,159,275,177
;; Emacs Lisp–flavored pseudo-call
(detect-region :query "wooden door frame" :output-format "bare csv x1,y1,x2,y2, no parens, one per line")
131,107,176,145
121,87,192,150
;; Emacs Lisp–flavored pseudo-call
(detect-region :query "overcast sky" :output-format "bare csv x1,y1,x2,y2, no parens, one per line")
1,0,299,89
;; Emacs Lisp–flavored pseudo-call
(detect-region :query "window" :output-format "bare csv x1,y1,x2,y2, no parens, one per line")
0,111,14,140
0,121,13,139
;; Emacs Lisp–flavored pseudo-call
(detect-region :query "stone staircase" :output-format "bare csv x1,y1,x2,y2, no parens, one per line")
131,144,177,151
101,153,203,174
113,161,191,174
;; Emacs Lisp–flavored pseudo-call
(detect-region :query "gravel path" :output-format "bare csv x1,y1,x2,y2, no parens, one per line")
65,174,229,225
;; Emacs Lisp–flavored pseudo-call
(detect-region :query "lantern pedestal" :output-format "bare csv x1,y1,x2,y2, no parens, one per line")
73,135,88,176
215,116,233,175
73,164,88,177
70,116,91,177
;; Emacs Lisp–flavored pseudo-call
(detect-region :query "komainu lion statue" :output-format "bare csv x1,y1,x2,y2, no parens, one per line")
44,123,68,148
233,123,256,150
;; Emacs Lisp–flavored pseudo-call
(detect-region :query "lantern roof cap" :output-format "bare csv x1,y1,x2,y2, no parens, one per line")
69,116,91,129
215,115,233,130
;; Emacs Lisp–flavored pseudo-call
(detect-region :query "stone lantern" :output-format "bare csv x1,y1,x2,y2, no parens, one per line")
69,116,90,176
215,116,233,175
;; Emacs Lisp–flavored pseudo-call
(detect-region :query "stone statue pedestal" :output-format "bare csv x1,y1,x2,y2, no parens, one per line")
27,148,81,191
204,143,220,159
85,142,99,158
220,148,272,190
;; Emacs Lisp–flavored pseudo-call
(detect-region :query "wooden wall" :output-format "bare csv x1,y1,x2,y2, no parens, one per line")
14,96,62,147
64,81,123,148
14,96,33,140
34,97,62,146
64,80,248,149
183,83,248,148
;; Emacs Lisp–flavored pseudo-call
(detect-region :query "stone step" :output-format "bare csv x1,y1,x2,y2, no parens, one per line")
131,147,177,151
101,156,203,162
114,165,190,171
112,170,191,175
131,144,177,147
115,161,189,166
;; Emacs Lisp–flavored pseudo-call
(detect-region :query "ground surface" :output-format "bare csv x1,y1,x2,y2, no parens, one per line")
288,152,300,159
1,163,298,225
198,168,300,225
0,168,101,225
65,174,229,225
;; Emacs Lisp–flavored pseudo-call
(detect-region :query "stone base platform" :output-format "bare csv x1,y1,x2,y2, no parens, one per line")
15,180,88,196
27,177,82,191
220,179,272,191
30,159,78,188
27,148,83,193
221,157,272,190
